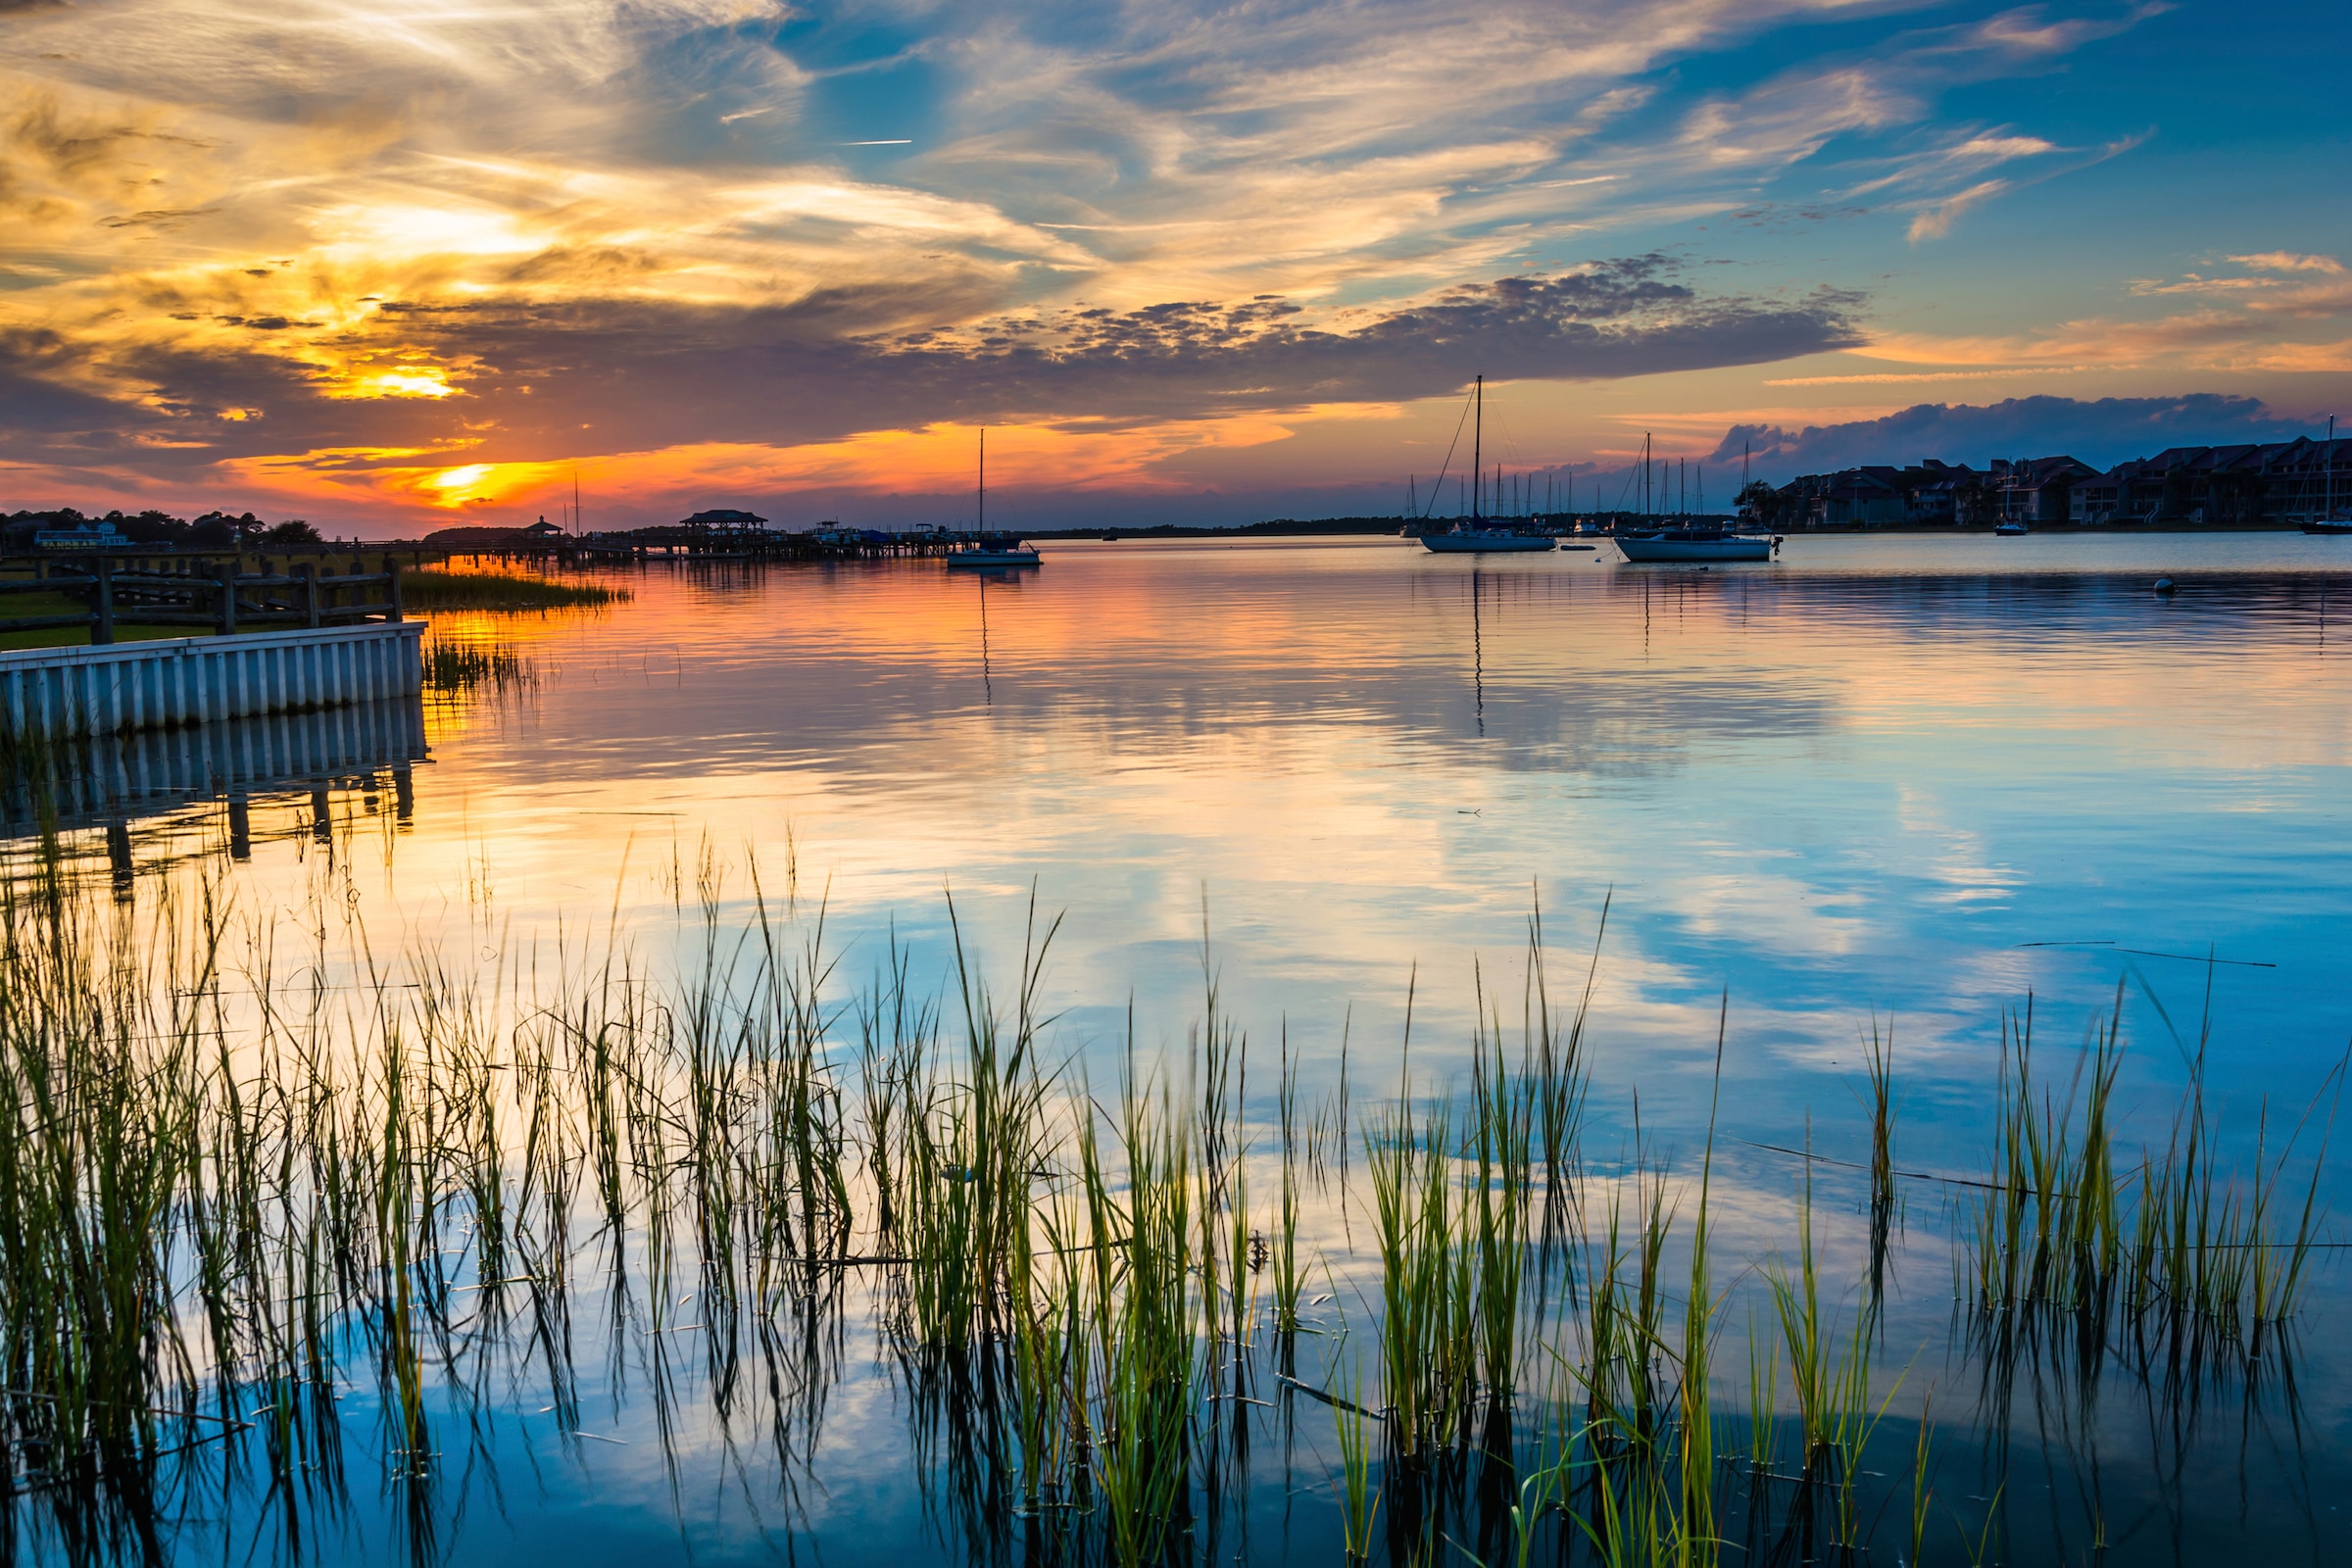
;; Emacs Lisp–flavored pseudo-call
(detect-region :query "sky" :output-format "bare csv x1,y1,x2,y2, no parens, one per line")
2,0,2348,532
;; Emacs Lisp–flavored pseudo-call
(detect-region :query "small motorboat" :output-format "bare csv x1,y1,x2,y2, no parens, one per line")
1994,521,2030,536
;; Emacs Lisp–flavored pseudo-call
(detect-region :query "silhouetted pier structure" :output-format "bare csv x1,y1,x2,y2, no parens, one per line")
435,510,1008,566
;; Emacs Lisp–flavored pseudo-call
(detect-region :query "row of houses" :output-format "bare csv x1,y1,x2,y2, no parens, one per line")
1763,436,2352,528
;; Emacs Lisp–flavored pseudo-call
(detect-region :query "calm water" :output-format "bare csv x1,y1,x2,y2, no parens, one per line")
386,533,2348,1121
20,531,2352,1563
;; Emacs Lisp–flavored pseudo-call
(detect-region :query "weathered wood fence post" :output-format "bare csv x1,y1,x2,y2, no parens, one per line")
93,558,115,645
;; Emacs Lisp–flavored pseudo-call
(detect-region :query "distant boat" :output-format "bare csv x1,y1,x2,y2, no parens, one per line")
1615,527,1775,563
1994,520,2030,536
2303,416,2349,533
947,543,1042,568
1425,529,1554,554
946,428,1041,568
1607,432,1776,560
1422,376,1555,555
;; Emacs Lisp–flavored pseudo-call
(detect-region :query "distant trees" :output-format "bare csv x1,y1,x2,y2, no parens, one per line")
0,507,330,548
1735,479,1778,522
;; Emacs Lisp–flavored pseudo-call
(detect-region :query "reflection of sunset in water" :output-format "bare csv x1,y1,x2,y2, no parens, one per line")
11,534,2351,1564
30,536,2352,1176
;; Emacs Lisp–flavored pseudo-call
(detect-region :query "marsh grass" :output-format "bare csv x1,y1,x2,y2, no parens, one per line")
403,570,627,612
1959,984,2338,1366
0,861,2330,1566
421,636,536,698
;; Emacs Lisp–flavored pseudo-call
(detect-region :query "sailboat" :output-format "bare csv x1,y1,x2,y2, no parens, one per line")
1614,433,1780,562
1423,377,1555,554
2302,416,2350,534
947,428,1043,568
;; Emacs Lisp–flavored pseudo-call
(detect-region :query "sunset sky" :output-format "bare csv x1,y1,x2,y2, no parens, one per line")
3,0,2347,532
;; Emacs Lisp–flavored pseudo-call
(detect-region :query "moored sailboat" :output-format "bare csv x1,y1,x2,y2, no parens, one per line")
1422,377,1555,554
946,428,1042,568
1611,433,1779,561
2302,416,2351,534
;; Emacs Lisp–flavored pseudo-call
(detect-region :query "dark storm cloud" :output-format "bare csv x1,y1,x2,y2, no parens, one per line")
0,259,1865,472
1712,394,2316,478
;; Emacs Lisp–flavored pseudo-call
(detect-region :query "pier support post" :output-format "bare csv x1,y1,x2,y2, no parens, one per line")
93,559,115,646
216,560,239,635
106,817,133,898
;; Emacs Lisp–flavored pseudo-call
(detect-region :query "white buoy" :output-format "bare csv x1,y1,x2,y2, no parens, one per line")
2154,577,2178,595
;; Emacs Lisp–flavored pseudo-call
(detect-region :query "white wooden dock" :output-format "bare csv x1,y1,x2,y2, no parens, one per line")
0,620,424,739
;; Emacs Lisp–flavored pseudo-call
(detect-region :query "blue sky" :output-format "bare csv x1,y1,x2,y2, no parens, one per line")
0,0,2345,525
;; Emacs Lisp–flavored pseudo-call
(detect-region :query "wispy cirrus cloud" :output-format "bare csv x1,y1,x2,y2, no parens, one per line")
1860,252,2352,368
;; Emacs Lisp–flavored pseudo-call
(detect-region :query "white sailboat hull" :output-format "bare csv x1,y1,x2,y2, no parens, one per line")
1422,531,1555,554
946,549,1040,567
1614,533,1774,563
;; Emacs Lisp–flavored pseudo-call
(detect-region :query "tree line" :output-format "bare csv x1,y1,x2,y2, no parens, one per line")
1,507,326,551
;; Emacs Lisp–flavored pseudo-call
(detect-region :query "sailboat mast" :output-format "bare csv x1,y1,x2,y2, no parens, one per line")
1472,375,1483,523
978,427,986,532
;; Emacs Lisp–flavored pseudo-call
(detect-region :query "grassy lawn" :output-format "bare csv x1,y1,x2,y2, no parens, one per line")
0,588,201,651
0,558,617,648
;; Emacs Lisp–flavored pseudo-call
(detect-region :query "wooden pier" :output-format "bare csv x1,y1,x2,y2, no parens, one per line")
431,525,995,567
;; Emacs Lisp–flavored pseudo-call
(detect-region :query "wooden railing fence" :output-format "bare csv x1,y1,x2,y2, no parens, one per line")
0,556,405,644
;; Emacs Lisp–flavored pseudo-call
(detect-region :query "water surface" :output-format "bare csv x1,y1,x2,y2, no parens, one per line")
19,530,2352,1565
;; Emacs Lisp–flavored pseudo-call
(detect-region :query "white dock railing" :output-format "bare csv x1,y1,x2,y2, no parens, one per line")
0,620,425,739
